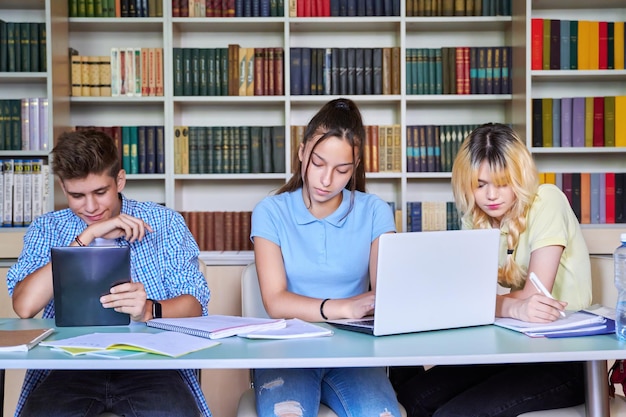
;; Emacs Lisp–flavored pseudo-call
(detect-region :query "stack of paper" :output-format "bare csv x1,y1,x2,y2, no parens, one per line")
147,315,287,339
494,310,614,338
237,318,333,339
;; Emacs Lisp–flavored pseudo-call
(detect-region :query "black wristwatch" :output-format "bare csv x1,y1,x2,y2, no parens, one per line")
148,299,162,319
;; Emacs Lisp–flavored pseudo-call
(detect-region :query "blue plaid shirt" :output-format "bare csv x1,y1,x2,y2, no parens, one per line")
6,194,212,417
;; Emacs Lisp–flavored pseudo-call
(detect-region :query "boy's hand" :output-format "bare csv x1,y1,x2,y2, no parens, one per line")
81,214,153,245
100,281,149,322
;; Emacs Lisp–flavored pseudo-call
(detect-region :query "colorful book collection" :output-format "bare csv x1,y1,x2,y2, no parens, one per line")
173,0,285,17
406,0,511,17
406,47,511,95
172,46,284,97
531,96,626,148
289,124,402,173
180,210,253,252
1,159,50,228
70,47,164,97
289,0,400,17
531,19,626,70
406,201,461,232
173,125,285,175
0,21,47,73
0,98,48,152
406,124,480,173
540,172,626,225
69,0,164,17
75,125,165,175
290,47,401,96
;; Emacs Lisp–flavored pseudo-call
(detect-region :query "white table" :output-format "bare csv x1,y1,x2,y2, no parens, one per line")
1,318,624,417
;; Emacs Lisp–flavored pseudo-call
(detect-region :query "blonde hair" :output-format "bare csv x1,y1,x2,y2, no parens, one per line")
451,123,539,288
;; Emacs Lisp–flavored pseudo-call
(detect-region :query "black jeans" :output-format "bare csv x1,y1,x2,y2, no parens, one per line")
395,362,585,417
20,370,200,417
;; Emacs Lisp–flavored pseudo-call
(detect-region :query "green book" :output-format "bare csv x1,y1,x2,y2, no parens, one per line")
188,126,199,174
86,0,95,17
199,48,208,96
77,0,87,17
172,48,183,96
38,23,46,72
137,125,146,174
584,96,593,147
220,48,229,96
198,126,209,174
69,0,79,17
207,48,217,96
569,20,578,70
0,20,7,72
94,0,103,17
129,126,139,174
205,127,214,174
541,98,552,147
10,99,21,150
182,48,192,96
191,48,200,96
232,126,241,174
261,126,272,173
271,126,285,173
29,23,39,73
19,23,30,72
222,126,232,173
250,126,262,174
239,126,250,174
121,126,131,172
608,22,614,70
213,126,223,174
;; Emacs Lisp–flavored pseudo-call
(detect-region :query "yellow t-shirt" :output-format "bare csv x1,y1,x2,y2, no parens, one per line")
466,184,592,311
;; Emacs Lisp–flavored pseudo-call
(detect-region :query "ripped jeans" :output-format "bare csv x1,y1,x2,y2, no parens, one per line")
253,367,401,417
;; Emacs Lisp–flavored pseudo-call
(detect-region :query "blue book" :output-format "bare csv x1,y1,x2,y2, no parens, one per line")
560,20,570,70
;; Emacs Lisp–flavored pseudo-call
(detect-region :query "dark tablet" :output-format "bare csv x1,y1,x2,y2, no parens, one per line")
51,246,131,327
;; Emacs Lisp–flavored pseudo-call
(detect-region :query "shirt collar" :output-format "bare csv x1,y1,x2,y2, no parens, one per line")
293,188,351,227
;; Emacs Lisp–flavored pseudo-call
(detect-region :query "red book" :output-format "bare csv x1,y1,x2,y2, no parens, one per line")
606,172,616,224
172,0,180,17
531,18,543,70
463,47,470,95
297,0,305,16
274,48,284,96
593,97,604,146
322,0,330,16
455,47,464,94
599,21,608,70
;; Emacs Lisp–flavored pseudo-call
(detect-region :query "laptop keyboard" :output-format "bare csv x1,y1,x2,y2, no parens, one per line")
348,319,375,326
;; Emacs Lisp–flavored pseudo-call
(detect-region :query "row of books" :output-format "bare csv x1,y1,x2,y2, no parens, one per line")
407,124,481,173
407,0,511,17
173,0,285,17
173,125,285,174
363,125,401,173
172,46,284,97
70,48,164,97
180,211,253,252
0,21,47,73
69,0,164,18
531,19,626,71
74,125,165,175
290,47,400,96
540,172,626,225
406,201,461,232
407,47,511,95
0,98,48,152
1,159,50,228
289,0,400,17
531,96,626,148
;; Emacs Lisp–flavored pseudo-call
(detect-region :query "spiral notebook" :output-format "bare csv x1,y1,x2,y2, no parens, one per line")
146,315,286,339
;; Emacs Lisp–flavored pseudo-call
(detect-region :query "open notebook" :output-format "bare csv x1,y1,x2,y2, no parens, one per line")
328,229,500,336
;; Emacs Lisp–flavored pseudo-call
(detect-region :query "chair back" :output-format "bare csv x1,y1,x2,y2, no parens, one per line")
241,263,270,318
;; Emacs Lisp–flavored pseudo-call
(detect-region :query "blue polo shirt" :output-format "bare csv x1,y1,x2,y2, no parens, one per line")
251,188,396,299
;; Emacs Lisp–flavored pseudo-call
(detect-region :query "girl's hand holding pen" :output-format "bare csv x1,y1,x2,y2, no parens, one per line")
526,272,567,321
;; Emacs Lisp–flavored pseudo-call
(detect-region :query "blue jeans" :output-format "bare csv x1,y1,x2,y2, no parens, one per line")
253,367,401,417
20,370,200,417
395,362,585,417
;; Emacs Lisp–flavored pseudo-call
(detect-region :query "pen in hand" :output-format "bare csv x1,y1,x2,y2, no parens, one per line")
529,272,566,318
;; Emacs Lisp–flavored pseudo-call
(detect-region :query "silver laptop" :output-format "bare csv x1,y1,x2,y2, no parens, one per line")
328,228,500,336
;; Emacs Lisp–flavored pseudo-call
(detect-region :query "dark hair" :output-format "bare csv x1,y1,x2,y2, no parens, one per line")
51,129,121,181
278,98,366,206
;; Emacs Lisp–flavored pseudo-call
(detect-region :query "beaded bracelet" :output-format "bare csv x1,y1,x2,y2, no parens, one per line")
74,236,85,247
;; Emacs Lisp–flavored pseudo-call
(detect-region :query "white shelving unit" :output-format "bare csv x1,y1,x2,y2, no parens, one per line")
3,0,626,235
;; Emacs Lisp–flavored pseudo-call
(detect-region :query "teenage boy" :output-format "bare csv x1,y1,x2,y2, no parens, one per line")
7,129,211,417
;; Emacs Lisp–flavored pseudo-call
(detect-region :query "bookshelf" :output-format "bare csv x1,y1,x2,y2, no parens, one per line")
1,0,625,235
